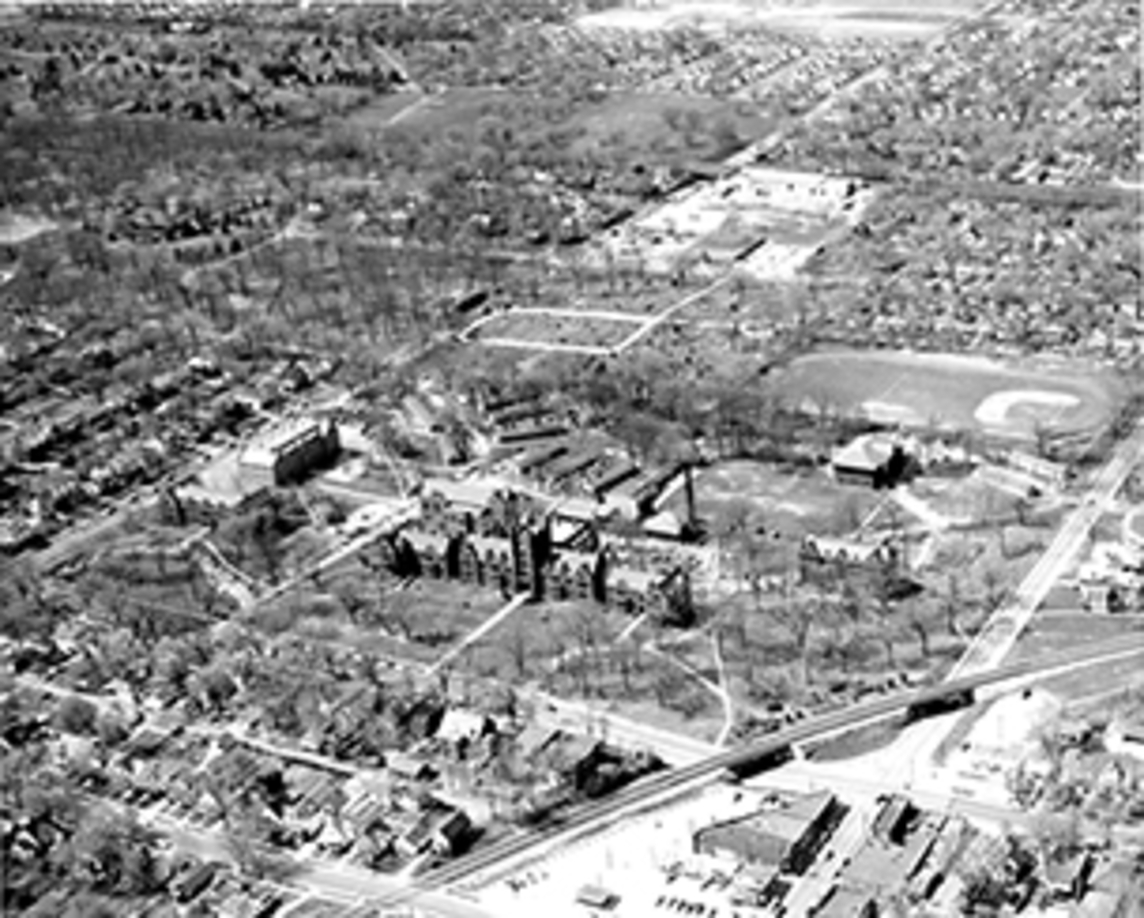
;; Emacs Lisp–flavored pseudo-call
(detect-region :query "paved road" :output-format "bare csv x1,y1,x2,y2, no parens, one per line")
951,421,1144,680
149,813,492,918
530,692,719,766
878,423,1144,791
407,634,1144,902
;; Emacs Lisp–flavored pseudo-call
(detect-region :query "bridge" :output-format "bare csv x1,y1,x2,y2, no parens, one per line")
358,631,1144,909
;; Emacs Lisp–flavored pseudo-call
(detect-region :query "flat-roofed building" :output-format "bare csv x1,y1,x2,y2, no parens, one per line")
693,791,846,876
239,418,339,489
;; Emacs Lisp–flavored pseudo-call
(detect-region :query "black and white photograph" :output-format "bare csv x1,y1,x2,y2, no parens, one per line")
0,0,1141,914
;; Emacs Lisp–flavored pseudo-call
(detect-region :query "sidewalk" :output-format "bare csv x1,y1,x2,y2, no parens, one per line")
429,592,531,675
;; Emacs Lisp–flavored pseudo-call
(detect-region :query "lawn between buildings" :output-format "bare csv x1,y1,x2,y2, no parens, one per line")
661,459,886,539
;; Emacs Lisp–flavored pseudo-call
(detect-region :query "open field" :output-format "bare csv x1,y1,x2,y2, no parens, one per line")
353,86,516,135
1009,610,1144,664
772,350,1119,443
342,91,427,130
471,311,639,351
662,459,883,538
567,92,777,161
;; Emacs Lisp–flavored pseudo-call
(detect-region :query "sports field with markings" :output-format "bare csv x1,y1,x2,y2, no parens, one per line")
771,350,1119,442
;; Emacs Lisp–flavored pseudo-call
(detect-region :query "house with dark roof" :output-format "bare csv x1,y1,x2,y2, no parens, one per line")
385,752,434,783
396,806,472,858
832,434,912,489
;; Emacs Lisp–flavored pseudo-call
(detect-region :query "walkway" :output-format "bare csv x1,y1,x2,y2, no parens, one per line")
429,592,531,675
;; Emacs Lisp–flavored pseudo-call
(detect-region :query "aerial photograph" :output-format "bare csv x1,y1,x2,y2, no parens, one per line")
0,0,1141,915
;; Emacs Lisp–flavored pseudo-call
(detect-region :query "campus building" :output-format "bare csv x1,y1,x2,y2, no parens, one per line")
239,418,339,490
831,433,913,489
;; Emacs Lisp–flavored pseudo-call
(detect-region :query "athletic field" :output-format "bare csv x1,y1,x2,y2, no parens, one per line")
773,350,1118,443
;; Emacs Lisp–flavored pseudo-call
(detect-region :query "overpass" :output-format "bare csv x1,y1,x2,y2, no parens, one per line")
358,631,1144,911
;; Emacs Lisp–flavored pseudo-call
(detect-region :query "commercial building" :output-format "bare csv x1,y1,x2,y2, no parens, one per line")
693,791,846,876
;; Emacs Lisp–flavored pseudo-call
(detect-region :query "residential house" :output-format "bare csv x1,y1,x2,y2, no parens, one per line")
396,806,472,858
542,734,609,794
385,752,435,783
1045,851,1095,902
515,723,562,763
1101,715,1144,762
435,708,493,760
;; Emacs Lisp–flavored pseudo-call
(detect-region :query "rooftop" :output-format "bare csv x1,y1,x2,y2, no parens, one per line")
241,417,327,469
832,434,898,472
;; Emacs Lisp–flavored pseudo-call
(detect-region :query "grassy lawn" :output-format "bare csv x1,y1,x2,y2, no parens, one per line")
362,87,523,135
459,599,726,743
568,92,777,164
663,459,884,538
475,311,637,349
805,719,906,762
253,574,510,666
342,91,426,130
1010,610,1144,662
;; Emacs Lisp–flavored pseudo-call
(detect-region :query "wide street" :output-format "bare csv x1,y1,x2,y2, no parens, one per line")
880,419,1144,791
